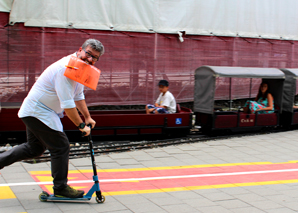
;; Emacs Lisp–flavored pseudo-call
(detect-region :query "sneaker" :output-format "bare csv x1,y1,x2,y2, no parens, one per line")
54,185,84,198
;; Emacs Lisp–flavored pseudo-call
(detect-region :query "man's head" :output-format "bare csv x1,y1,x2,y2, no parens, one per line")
77,39,104,65
158,80,169,93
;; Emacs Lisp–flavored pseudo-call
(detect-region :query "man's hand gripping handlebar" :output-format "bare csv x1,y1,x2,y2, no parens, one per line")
81,124,92,136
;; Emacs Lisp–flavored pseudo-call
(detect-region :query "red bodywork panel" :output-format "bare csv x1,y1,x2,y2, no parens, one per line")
0,107,192,136
293,112,298,124
197,111,278,130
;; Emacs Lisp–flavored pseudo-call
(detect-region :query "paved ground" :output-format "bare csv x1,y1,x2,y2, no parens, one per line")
1,130,298,213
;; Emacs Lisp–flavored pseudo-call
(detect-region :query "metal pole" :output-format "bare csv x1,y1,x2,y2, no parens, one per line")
249,78,252,98
229,78,232,110
152,33,158,103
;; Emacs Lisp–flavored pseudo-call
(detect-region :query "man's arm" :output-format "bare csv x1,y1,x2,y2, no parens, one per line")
64,107,91,136
54,70,92,135
75,99,96,128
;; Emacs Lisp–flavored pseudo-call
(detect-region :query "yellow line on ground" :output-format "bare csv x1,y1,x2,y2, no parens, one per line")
0,186,16,199
29,160,298,175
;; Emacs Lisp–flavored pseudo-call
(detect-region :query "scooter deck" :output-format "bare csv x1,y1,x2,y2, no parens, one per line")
39,191,105,203
46,195,92,201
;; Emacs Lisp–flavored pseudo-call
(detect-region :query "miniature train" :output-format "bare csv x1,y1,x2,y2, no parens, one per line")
1,66,298,143
194,66,298,134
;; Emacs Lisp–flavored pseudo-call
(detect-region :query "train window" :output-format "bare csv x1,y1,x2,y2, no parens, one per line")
214,77,262,112
215,77,261,101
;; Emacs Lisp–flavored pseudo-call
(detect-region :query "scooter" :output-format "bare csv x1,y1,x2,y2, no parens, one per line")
39,128,105,203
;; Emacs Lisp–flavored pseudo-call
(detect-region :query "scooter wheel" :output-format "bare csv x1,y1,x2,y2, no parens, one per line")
96,195,105,203
39,192,48,202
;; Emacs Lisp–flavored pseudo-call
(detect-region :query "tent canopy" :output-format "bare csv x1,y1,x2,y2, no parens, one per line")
194,66,285,114
6,0,298,40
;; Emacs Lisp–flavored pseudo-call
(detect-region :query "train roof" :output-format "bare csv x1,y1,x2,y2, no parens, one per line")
195,66,285,79
280,68,298,79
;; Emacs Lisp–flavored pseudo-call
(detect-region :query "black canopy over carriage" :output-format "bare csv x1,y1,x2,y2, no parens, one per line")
194,66,285,133
280,68,298,126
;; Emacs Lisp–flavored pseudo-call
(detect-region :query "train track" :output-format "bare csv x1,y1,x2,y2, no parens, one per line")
21,127,291,163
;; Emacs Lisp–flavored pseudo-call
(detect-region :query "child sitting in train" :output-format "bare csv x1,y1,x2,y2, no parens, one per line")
243,82,274,114
146,80,176,114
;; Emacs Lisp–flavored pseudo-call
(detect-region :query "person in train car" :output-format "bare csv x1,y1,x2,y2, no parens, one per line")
0,39,104,198
145,80,176,114
243,82,274,114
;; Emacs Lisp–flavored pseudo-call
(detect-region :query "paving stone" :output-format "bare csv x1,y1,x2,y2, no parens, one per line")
94,156,115,163
2,172,33,180
249,200,283,210
169,190,204,200
90,200,129,212
171,153,196,159
202,192,235,202
131,155,156,161
70,158,93,166
140,161,169,167
265,208,297,213
180,159,209,165
215,199,250,209
160,203,198,213
115,158,141,165
0,164,27,173
149,196,184,206
124,202,164,212
54,202,97,211
164,148,185,154
18,196,58,210
183,198,218,208
278,189,298,197
195,188,223,195
265,194,297,204
96,162,122,169
0,205,27,213
231,207,265,213
219,187,250,196
280,202,298,211
115,194,150,204
247,188,281,196
0,198,22,208
26,207,63,213
197,205,231,213
177,144,197,151
236,193,268,202
10,185,42,193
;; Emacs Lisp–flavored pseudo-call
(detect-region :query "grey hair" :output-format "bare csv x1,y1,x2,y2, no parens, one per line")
82,39,105,57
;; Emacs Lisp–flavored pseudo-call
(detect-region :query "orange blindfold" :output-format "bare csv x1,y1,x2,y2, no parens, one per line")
64,56,101,90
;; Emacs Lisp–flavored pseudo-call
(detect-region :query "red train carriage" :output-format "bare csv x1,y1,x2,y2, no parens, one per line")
0,104,192,143
194,66,285,134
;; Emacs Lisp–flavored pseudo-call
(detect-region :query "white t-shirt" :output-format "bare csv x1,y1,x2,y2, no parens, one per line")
155,91,176,113
18,53,85,132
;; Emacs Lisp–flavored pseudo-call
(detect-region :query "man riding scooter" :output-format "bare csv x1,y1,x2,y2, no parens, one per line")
0,39,104,198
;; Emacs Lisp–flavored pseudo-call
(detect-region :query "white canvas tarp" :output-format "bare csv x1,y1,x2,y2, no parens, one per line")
0,0,12,12
6,0,298,40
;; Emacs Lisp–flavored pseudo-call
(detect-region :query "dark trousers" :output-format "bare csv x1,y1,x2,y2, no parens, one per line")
0,116,70,190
